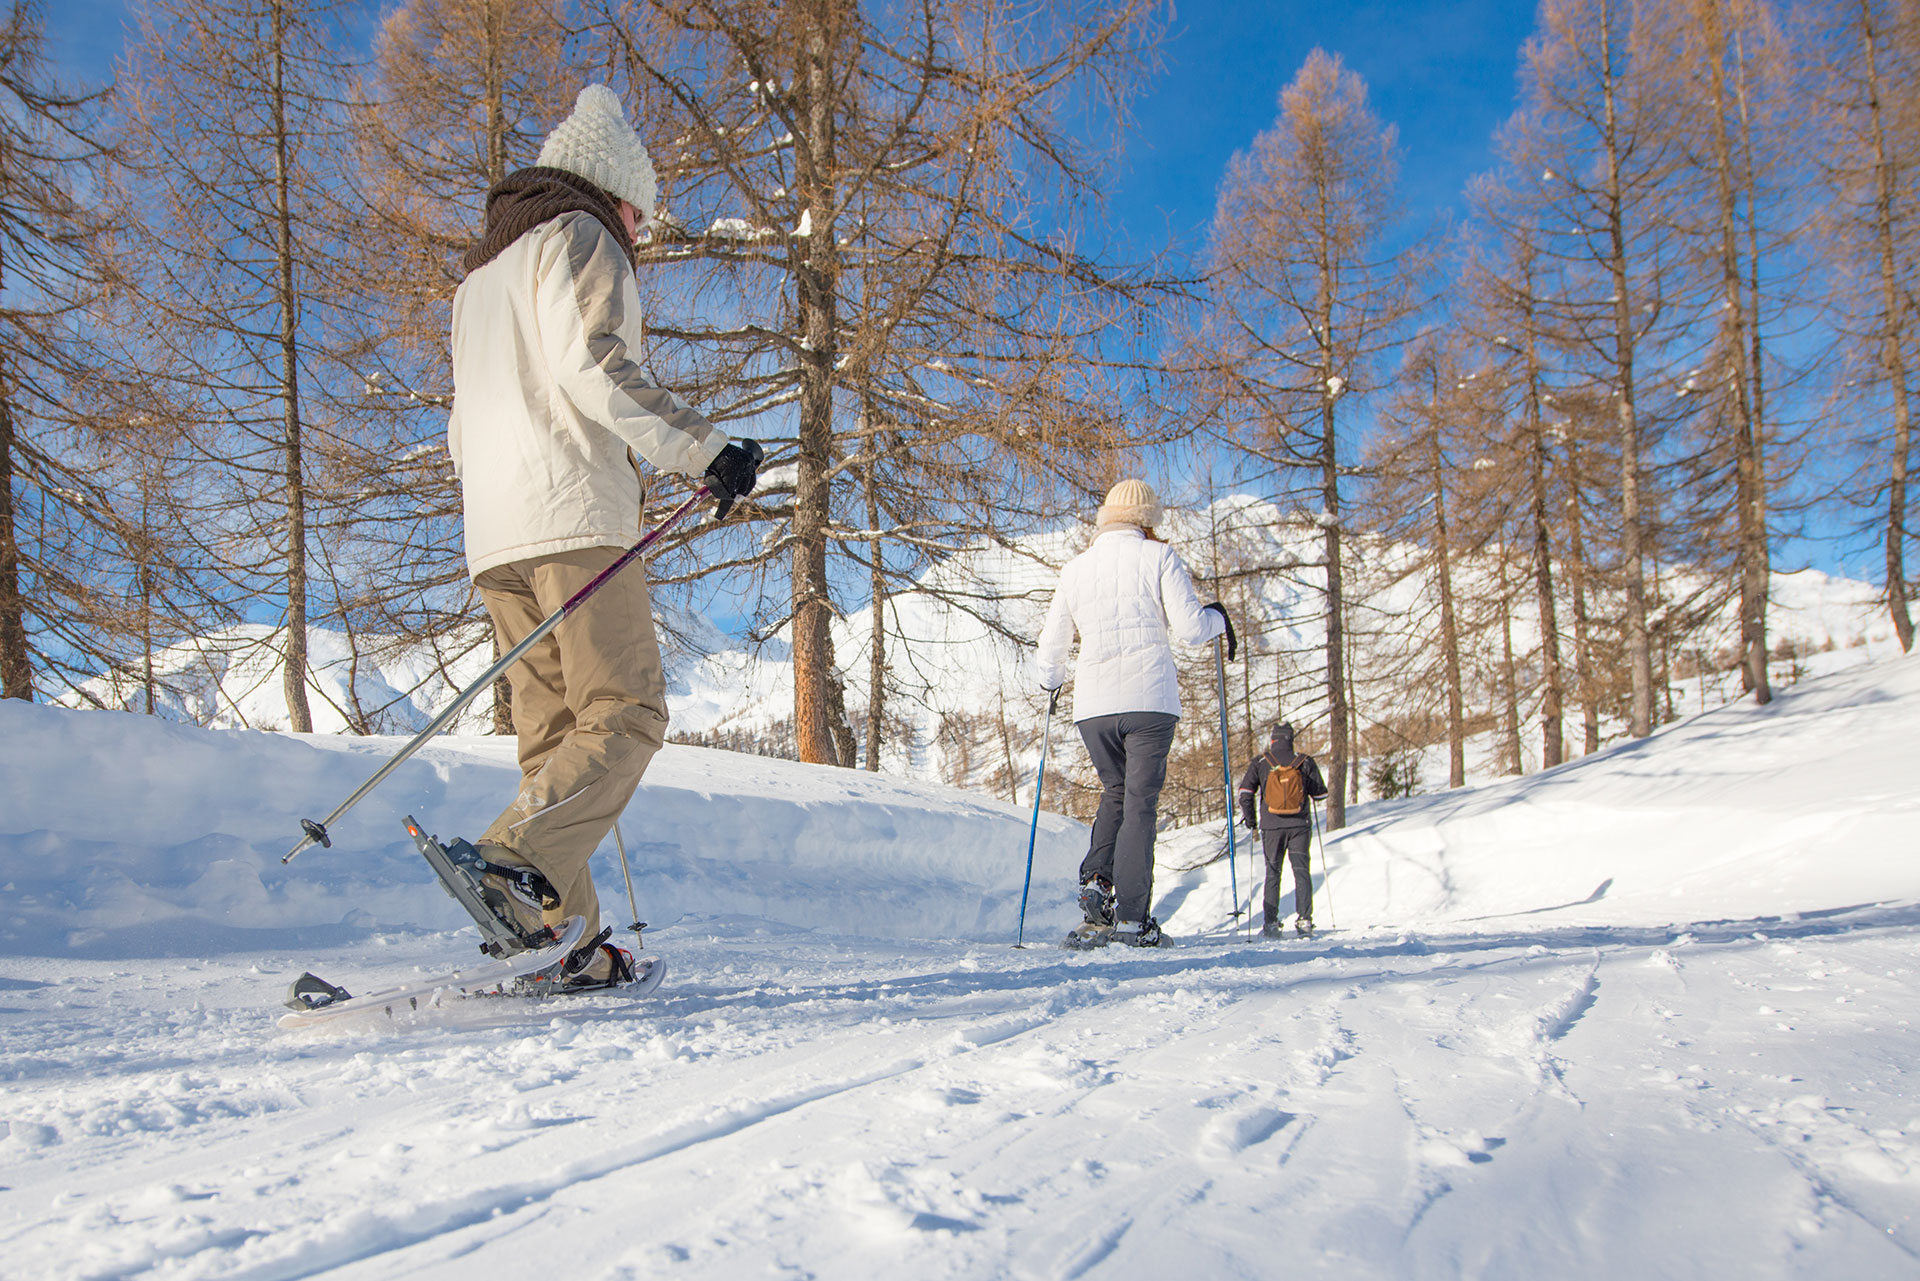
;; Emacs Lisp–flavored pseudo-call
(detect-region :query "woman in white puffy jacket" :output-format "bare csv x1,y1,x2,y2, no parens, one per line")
1035,480,1230,946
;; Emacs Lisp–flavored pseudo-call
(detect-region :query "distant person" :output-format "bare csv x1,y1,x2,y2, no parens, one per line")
1036,480,1231,947
1238,721,1329,938
448,84,761,989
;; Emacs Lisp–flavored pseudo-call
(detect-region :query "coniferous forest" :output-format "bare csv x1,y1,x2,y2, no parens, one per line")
0,0,1914,827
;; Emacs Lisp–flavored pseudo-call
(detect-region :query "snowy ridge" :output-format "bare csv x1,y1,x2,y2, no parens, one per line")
0,700,1085,957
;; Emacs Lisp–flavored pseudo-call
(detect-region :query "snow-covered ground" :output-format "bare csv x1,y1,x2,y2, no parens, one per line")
2,654,1918,1278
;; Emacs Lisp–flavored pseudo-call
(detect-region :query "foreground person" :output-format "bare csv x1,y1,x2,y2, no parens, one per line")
447,84,760,989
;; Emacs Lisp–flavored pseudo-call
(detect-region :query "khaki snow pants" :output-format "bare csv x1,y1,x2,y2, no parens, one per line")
474,545,669,942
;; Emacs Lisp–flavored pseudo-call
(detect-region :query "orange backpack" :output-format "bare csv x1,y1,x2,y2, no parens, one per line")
1262,750,1309,816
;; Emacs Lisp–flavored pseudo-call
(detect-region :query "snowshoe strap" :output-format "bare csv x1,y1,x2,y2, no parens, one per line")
606,944,635,984
447,840,562,911
562,927,615,976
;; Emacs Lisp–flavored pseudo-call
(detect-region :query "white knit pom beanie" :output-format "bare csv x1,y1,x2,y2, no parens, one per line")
537,84,657,221
1095,479,1164,531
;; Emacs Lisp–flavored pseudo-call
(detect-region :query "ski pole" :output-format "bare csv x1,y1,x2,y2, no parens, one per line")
1311,795,1336,929
611,818,644,938
1015,687,1060,948
1213,636,1244,938
281,485,712,864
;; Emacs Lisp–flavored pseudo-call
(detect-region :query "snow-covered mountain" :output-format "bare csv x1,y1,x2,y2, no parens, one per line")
61,496,1904,809
2,641,1918,1277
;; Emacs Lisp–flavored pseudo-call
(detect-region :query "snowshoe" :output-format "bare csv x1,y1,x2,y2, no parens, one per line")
1295,918,1316,939
1260,920,1285,941
1062,922,1113,950
1110,916,1165,948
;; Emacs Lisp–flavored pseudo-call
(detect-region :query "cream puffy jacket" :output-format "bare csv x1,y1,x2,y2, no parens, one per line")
1034,527,1225,722
448,210,728,579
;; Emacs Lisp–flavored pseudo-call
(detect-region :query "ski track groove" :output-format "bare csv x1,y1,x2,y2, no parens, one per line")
102,996,1085,1281
5,924,1920,1278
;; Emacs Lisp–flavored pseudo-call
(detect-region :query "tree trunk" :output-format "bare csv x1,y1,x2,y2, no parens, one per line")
1860,0,1915,652
1565,435,1600,755
1430,430,1465,788
1320,383,1348,830
790,23,844,764
864,433,884,771
485,5,515,735
1738,34,1775,688
1497,543,1524,775
1520,273,1564,767
1599,0,1654,737
271,0,312,733
0,379,30,701
1700,0,1771,702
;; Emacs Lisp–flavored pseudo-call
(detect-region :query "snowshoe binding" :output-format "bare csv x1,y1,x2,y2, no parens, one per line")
1294,918,1316,939
405,815,562,958
515,926,667,998
284,972,353,1012
1110,916,1164,948
1078,878,1115,927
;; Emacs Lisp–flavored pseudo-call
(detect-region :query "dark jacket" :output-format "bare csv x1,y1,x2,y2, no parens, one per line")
1237,747,1329,830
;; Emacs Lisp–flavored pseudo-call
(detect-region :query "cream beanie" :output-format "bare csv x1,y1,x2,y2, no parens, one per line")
537,84,657,221
1095,479,1163,531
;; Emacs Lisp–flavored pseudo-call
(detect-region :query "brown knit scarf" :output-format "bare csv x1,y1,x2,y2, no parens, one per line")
462,166,635,275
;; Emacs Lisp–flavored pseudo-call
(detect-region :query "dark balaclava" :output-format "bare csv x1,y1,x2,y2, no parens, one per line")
1269,721,1295,757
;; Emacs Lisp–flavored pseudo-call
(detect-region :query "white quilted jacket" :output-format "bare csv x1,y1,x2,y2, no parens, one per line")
448,210,728,579
1034,528,1225,722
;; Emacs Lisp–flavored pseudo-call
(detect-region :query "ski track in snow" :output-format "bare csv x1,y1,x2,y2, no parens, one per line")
1,915,1918,1279
3,654,1920,1277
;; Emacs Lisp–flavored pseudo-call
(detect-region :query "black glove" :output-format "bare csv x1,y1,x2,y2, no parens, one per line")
1204,601,1237,661
705,439,763,518
1240,807,1257,831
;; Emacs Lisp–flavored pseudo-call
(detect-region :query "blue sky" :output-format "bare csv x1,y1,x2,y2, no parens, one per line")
1108,0,1537,246
46,0,1539,243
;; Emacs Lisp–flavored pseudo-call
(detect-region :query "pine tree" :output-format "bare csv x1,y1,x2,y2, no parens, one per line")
589,0,1167,765
114,0,364,732
1202,49,1419,829
0,1,142,702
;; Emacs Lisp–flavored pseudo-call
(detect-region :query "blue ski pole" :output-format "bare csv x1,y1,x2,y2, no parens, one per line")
1213,636,1245,938
1015,687,1060,948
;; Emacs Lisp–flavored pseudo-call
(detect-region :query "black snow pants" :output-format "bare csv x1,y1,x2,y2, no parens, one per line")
1261,824,1313,924
1076,711,1178,925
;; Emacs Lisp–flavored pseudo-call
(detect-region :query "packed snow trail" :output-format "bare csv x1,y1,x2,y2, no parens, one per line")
2,911,1917,1279
0,655,1917,1277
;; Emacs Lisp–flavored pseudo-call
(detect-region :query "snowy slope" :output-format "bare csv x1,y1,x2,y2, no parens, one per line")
0,655,1917,1278
1149,643,1920,934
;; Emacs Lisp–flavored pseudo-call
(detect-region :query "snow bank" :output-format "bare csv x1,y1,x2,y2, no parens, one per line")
1152,651,1920,936
0,702,1085,958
